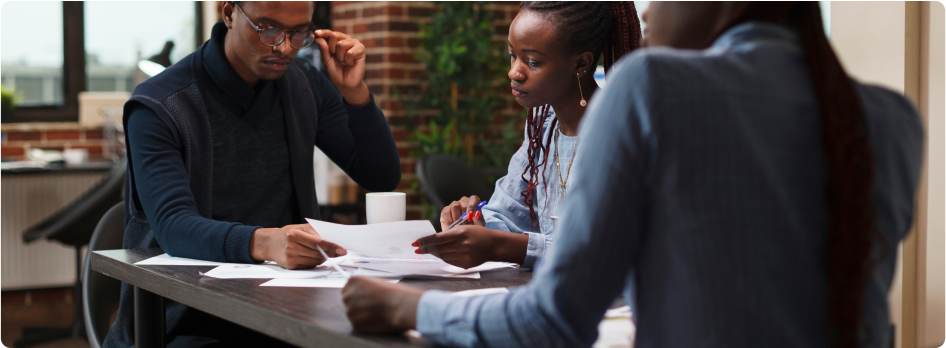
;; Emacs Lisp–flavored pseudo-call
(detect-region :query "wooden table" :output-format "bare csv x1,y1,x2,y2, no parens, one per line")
92,248,533,348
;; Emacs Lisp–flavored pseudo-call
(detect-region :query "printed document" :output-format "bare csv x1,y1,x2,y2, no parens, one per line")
306,218,438,259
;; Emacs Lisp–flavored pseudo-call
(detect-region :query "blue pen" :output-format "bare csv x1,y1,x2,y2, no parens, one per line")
445,200,487,231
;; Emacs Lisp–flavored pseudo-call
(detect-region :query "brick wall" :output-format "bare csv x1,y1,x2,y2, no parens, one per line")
332,1,522,220
1,287,76,346
1,123,112,162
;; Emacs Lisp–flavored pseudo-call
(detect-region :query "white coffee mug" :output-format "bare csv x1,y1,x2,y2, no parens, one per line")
366,192,406,224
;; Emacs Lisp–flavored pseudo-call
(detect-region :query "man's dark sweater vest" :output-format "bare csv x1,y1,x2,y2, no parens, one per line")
106,42,323,347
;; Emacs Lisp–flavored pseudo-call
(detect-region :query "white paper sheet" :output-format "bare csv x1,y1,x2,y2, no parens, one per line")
200,263,337,279
135,253,226,266
260,274,401,288
306,218,438,259
340,257,514,278
452,287,510,297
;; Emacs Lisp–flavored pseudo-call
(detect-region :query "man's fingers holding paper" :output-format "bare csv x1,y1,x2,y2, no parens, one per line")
287,227,347,257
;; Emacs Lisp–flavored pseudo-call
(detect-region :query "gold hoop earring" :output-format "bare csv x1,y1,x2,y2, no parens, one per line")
577,73,587,107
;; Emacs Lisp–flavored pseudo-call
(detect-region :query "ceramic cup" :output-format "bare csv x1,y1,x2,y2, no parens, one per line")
366,192,406,224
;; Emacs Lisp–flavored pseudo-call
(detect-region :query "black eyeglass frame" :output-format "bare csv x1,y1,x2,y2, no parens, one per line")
235,4,316,49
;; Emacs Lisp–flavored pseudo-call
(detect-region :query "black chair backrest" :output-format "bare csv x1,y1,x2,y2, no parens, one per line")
416,155,495,218
82,202,124,348
23,159,127,246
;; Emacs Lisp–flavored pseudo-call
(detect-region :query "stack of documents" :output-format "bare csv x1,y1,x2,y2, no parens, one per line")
133,218,519,288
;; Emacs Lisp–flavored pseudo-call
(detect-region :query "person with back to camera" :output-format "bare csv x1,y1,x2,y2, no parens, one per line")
342,2,925,348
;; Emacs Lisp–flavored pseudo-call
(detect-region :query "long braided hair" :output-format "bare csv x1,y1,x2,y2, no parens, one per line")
718,3,878,347
518,2,642,229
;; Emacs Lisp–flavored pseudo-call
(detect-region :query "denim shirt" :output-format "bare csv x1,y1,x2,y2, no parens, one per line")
415,22,924,348
483,107,578,268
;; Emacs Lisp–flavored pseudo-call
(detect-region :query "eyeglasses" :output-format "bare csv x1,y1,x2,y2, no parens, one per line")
235,4,316,49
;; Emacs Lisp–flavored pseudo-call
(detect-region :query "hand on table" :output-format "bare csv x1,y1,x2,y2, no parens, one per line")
342,276,424,334
414,225,528,269
439,195,486,230
314,29,370,106
250,223,347,270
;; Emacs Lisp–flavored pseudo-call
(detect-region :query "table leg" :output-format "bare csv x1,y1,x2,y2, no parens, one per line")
134,286,165,348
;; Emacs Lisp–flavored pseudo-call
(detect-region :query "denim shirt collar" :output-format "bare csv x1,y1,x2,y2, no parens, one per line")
710,21,802,51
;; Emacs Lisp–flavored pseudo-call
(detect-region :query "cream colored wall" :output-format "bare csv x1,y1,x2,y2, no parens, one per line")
830,2,945,348
202,1,219,43
917,2,944,347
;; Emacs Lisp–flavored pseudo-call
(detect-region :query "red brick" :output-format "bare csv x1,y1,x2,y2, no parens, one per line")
407,38,420,48
335,10,356,20
353,23,369,34
401,162,415,173
85,130,104,139
69,144,103,155
495,24,510,35
362,7,382,17
368,84,386,95
45,131,80,140
30,287,71,304
397,147,412,157
408,6,434,17
407,194,421,205
406,211,421,220
1,290,26,305
386,37,404,47
388,21,418,32
1,146,25,157
385,6,404,16
387,53,416,63
363,38,379,48
6,131,40,141
366,53,383,64
392,129,411,141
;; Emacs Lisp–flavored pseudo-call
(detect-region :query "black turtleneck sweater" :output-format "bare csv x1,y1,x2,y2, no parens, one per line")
126,22,400,264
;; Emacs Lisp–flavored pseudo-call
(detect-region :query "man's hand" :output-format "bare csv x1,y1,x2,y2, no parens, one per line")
439,195,486,230
314,29,370,106
250,223,347,269
413,225,528,268
342,276,424,334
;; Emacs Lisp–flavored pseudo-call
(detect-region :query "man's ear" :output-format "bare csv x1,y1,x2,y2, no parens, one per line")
575,51,596,78
222,2,235,29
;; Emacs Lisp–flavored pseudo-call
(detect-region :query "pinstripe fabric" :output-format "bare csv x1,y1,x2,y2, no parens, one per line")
415,22,924,348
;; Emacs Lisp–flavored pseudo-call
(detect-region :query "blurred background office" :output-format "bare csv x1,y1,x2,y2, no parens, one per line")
0,2,941,348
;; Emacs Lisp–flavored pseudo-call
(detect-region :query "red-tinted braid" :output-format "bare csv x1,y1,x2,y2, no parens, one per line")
517,2,642,229
716,3,878,347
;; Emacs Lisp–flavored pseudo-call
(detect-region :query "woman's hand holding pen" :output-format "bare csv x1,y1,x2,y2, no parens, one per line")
440,195,487,230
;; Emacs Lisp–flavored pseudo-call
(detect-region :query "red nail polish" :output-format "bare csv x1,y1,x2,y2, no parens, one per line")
411,241,419,247
468,213,474,222
475,211,481,220
415,249,422,254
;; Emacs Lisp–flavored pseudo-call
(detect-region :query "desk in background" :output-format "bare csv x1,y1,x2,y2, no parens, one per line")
1,162,114,290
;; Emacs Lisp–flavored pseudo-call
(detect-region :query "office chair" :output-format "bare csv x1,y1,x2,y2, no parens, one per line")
82,202,124,348
415,155,495,230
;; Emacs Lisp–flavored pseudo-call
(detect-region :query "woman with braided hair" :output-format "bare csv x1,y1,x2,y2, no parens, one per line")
342,2,923,348
414,1,642,270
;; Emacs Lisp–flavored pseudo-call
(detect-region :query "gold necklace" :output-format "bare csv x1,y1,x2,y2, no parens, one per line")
554,125,579,199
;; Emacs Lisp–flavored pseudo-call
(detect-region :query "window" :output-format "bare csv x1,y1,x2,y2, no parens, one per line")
1,1,65,107
84,1,198,93
0,2,200,123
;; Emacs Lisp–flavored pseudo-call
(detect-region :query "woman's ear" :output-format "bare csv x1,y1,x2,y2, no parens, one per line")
575,51,596,78
222,2,235,29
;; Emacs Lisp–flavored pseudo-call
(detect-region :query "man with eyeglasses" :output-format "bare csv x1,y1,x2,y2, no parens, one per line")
105,2,400,347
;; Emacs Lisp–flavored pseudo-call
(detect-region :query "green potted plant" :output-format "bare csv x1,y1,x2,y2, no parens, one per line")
1,85,17,122
395,2,522,221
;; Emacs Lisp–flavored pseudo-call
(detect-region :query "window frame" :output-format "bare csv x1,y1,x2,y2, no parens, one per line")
3,2,204,124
